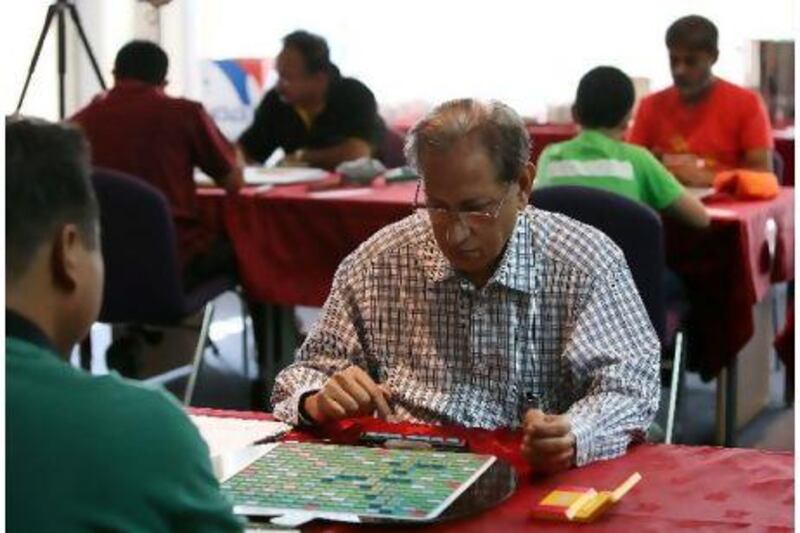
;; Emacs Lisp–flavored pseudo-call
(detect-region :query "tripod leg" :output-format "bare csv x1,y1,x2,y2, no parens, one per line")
67,3,107,91
57,7,66,118
16,5,58,114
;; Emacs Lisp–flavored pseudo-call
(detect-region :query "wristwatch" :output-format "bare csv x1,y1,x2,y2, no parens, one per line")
297,389,318,426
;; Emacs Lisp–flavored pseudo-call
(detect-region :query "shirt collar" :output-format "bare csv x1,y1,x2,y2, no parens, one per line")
112,79,164,95
6,309,60,356
416,209,538,295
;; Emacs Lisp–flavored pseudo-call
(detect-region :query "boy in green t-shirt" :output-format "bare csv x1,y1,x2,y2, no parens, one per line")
6,117,242,532
534,66,709,228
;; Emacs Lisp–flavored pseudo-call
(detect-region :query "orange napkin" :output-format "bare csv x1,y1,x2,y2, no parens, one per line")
713,169,779,200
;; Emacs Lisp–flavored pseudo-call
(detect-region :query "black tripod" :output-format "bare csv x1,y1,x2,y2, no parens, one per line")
16,0,106,119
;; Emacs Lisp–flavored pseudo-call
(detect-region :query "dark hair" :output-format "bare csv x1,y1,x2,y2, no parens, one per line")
666,15,718,52
405,99,530,184
282,30,331,75
113,40,168,85
573,66,635,129
6,116,99,282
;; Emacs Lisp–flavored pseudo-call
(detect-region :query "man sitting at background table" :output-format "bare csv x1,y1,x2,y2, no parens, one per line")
6,116,242,532
628,14,773,186
71,39,243,289
535,65,709,229
237,30,386,170
271,99,660,473
70,40,270,376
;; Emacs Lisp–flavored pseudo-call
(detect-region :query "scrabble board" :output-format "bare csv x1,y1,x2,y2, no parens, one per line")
221,441,496,522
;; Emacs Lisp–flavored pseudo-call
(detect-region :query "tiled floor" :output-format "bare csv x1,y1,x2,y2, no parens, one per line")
76,291,794,452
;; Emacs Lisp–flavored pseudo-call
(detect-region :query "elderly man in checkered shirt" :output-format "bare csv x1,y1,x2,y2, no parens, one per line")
272,98,659,472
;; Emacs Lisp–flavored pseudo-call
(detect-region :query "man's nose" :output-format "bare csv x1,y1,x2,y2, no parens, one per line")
446,215,471,245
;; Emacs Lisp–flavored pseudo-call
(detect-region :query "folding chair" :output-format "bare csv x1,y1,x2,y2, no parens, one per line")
88,168,237,405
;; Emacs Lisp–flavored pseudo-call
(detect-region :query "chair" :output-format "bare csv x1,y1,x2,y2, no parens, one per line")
89,167,237,405
377,127,407,168
531,185,687,443
772,149,785,184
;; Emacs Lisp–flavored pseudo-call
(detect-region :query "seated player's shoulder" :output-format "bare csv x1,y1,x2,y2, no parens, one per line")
335,214,429,276
86,375,209,466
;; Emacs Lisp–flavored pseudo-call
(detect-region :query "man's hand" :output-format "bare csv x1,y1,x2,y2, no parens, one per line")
304,366,393,423
278,149,309,168
663,154,714,187
521,409,576,474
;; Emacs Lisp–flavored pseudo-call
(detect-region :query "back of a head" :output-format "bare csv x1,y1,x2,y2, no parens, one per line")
113,40,169,85
6,116,99,283
282,30,332,75
574,66,634,129
405,98,531,183
665,14,718,52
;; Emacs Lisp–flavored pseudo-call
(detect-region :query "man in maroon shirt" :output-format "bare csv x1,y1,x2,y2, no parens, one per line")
71,40,243,276
70,41,265,383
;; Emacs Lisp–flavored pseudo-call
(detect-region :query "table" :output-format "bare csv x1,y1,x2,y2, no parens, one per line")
665,188,795,380
193,408,794,531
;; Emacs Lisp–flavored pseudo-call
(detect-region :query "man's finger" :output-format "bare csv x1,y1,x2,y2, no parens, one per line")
352,370,393,419
318,394,347,419
528,434,575,455
336,373,372,408
527,416,571,438
523,408,546,432
324,380,360,414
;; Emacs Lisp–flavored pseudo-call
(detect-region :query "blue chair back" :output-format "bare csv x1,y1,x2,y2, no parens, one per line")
531,185,666,343
92,168,189,323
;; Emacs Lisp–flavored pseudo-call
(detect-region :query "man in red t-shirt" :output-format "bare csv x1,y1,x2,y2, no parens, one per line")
628,15,773,187
71,40,244,280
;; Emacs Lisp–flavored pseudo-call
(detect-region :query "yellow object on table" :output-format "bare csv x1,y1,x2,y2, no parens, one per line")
532,472,642,523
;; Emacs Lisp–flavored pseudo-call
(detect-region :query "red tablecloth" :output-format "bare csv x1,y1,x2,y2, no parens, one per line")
665,188,794,378
191,408,794,531
197,182,416,306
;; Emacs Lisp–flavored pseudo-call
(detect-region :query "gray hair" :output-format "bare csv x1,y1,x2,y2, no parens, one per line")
404,98,531,183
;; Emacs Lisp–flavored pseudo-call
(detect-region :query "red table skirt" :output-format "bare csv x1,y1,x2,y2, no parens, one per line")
191,408,794,531
197,182,416,307
665,188,794,378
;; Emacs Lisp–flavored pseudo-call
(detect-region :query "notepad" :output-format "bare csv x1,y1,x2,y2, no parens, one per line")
189,415,291,459
194,167,329,187
242,166,329,185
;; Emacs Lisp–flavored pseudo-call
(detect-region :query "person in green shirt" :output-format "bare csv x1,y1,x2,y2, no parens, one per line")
534,66,709,228
6,116,243,532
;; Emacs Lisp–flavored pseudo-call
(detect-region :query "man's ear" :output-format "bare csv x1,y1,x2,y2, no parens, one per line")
710,49,719,66
50,224,80,292
517,162,535,206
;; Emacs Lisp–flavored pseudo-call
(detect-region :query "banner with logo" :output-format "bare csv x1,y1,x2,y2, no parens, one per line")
200,58,275,141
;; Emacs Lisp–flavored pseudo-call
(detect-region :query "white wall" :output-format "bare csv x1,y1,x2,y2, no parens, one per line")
3,0,795,121
176,0,796,121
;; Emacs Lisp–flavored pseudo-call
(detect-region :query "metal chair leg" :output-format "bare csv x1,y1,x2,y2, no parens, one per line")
665,331,685,445
183,302,215,406
238,288,250,378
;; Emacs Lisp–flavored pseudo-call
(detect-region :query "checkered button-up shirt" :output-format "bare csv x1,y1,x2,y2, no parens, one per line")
272,206,660,466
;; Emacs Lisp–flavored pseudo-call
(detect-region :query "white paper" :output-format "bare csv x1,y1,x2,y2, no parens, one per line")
189,415,290,460
686,186,714,200
194,166,328,187
243,166,328,185
705,207,738,218
308,188,372,199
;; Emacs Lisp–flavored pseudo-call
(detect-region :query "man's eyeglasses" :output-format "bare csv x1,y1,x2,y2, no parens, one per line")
412,179,514,227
